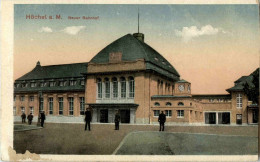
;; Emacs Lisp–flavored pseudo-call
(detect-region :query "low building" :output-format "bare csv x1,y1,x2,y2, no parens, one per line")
13,32,259,125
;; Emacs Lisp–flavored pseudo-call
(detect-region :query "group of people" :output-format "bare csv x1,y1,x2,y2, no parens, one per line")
84,108,121,131
84,108,167,131
20,111,46,127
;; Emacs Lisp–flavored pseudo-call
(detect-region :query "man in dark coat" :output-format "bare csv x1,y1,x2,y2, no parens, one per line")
85,108,92,131
158,111,166,131
114,111,121,130
21,113,26,123
27,113,33,125
40,111,46,127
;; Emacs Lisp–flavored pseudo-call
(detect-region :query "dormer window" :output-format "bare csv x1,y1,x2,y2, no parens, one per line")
31,82,36,87
154,57,158,61
162,61,166,65
14,83,19,88
21,83,27,88
69,80,77,86
50,81,56,87
80,80,85,86
40,82,45,87
59,81,66,86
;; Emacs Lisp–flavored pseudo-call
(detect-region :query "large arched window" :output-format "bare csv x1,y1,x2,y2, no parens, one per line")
120,77,126,98
129,76,135,98
178,102,184,106
97,78,102,98
112,77,118,98
105,78,110,98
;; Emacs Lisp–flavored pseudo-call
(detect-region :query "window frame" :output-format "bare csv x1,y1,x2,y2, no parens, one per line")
177,110,184,118
80,97,85,115
153,110,160,117
58,97,63,115
236,93,242,109
68,97,74,115
49,97,53,115
165,110,172,117
129,76,135,98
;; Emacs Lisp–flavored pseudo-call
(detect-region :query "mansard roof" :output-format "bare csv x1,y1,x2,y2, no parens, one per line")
90,34,180,80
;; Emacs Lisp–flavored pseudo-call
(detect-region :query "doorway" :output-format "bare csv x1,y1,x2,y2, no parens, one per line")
252,109,258,123
120,109,130,123
100,109,108,123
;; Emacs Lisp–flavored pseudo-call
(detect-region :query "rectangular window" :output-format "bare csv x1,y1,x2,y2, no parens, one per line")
20,96,24,101
50,81,55,87
129,79,135,98
154,110,160,117
112,81,118,98
49,97,53,115
80,80,85,85
59,81,65,86
105,81,110,98
39,97,43,112
13,107,16,116
21,107,25,113
121,81,126,98
59,97,63,115
165,110,172,117
97,82,102,98
69,97,74,115
236,93,242,108
30,107,34,115
205,112,216,124
218,112,230,124
80,97,85,115
177,110,184,118
69,80,76,86
236,114,242,125
40,82,44,87
29,96,34,102
21,83,27,88
209,99,214,102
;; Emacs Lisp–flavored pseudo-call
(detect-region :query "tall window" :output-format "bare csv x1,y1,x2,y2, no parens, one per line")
236,93,242,108
49,97,53,115
97,78,102,98
105,78,110,98
165,110,172,117
112,77,118,98
69,97,74,115
80,97,85,115
177,110,184,118
120,77,126,98
154,110,160,117
129,76,135,98
39,97,43,112
20,96,25,101
21,107,25,113
13,107,16,116
30,107,34,114
58,97,63,115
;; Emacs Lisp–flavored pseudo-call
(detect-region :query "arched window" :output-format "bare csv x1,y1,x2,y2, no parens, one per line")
97,78,102,98
166,102,172,106
154,102,160,106
112,77,118,98
129,76,135,98
178,102,184,106
120,77,126,98
105,78,110,98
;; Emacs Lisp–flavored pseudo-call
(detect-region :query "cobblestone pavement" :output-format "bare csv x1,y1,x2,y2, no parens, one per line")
13,123,258,155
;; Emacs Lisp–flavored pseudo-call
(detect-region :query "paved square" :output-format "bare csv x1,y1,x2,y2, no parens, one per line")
14,123,258,155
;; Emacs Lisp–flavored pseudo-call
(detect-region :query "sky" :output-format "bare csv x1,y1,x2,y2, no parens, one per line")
14,4,259,94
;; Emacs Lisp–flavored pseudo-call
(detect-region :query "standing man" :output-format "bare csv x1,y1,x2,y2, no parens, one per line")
27,113,33,125
40,111,46,127
85,108,92,131
21,112,26,123
158,111,166,131
114,110,120,130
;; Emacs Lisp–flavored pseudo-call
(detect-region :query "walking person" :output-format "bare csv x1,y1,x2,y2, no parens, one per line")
40,111,46,127
27,113,33,125
21,112,26,123
85,108,92,131
158,111,166,131
114,110,120,130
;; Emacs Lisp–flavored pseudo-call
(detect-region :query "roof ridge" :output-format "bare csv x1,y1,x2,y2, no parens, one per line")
41,62,88,67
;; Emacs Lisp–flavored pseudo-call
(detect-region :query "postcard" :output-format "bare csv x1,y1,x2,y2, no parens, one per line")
1,0,259,161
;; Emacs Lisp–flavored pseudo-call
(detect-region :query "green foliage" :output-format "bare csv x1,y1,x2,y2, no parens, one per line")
243,68,259,104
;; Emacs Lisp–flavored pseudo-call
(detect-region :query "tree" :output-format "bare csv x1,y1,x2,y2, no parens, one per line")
243,68,259,104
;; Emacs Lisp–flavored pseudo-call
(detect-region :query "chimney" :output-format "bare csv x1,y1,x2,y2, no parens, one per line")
133,33,144,42
36,61,41,66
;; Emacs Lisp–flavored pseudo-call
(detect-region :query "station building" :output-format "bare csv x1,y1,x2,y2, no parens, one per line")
13,32,259,125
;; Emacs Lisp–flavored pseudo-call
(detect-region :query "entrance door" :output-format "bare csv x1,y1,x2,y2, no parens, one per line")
252,110,258,123
120,109,130,123
100,109,108,123
236,114,242,125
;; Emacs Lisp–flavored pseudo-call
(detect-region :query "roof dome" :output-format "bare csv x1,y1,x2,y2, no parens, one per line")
90,34,180,78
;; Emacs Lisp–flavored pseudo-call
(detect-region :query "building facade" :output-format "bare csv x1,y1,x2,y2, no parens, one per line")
13,33,259,125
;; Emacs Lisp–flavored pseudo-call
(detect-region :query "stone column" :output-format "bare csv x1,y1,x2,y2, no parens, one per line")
108,108,114,123
74,94,79,116
130,108,136,124
53,94,58,115
43,94,48,115
63,94,68,116
25,95,29,115
33,94,38,116
92,108,98,122
126,80,129,98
